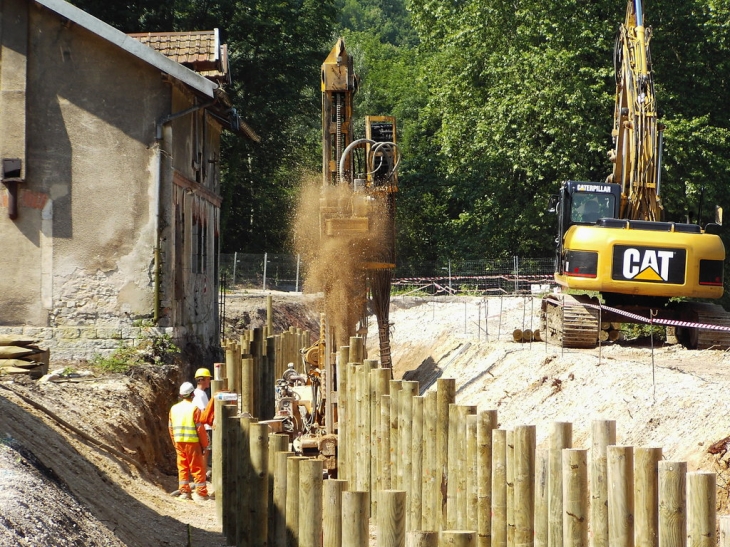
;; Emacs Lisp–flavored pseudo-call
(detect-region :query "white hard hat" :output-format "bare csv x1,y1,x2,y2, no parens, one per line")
179,382,195,396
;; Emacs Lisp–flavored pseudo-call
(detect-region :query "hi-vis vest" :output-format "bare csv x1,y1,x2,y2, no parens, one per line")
170,399,200,443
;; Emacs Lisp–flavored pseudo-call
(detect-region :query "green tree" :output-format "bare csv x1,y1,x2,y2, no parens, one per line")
404,0,730,265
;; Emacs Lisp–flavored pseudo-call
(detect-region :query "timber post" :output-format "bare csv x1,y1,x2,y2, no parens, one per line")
342,491,370,547
634,448,662,547
492,429,508,547
298,459,323,547
378,490,406,547
607,446,634,547
323,479,348,547
514,425,536,547
686,472,716,547
591,421,616,547
658,461,686,547
477,410,498,547
562,449,588,547
274,451,295,547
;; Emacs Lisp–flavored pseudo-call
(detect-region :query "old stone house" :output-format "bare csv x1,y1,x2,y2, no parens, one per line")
0,0,256,361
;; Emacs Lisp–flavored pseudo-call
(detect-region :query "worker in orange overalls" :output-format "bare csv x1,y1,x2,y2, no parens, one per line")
169,381,210,501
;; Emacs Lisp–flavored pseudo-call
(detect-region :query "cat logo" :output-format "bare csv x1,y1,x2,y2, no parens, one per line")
612,245,686,284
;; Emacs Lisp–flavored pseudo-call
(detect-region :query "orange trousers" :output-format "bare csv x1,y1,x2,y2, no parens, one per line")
175,442,208,495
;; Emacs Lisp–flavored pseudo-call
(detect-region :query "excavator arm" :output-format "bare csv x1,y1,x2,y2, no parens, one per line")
609,0,664,221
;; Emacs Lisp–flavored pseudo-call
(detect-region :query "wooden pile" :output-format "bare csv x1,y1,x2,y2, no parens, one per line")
0,335,49,379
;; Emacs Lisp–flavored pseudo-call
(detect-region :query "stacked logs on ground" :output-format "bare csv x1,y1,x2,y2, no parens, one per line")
512,328,542,343
0,335,49,378
600,322,624,342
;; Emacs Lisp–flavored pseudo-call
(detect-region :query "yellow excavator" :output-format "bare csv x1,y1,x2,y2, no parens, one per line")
541,0,729,349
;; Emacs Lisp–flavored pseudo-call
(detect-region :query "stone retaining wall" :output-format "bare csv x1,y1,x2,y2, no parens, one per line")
0,325,186,362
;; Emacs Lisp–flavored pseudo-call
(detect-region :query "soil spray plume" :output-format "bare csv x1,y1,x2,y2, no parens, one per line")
293,173,395,354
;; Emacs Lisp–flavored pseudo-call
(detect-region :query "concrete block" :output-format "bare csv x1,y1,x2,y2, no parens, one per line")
121,327,141,339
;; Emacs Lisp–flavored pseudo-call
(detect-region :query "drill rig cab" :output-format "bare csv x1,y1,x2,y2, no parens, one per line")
542,0,729,349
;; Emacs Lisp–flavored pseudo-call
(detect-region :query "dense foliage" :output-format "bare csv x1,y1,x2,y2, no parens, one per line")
70,0,730,279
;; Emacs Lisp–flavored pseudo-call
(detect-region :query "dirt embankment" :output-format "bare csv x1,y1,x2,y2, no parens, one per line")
0,366,227,547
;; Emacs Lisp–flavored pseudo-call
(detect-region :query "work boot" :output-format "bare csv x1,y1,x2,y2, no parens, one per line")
178,492,192,500
192,492,210,502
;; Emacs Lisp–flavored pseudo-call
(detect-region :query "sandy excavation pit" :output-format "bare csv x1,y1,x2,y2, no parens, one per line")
2,292,730,546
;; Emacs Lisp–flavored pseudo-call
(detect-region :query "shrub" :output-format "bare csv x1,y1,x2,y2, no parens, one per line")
91,334,180,373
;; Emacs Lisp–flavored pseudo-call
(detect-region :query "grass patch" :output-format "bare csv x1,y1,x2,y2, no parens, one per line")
91,334,180,373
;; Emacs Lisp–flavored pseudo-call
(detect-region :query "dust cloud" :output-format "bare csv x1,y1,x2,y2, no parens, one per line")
292,174,394,348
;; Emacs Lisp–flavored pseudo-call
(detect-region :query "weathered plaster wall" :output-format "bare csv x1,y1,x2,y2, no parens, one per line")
0,4,224,361
26,8,169,332
163,86,223,348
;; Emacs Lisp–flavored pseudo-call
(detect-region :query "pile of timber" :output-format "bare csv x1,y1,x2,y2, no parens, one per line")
512,328,542,343
0,336,50,379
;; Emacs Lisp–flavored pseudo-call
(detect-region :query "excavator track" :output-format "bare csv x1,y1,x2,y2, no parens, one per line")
675,303,730,350
541,294,600,348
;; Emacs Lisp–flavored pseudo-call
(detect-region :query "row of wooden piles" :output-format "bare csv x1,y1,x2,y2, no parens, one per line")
0,335,49,378
222,323,310,421
209,331,730,547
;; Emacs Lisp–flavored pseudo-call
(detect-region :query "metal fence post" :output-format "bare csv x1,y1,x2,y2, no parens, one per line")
296,254,301,292
449,259,452,292
263,252,267,291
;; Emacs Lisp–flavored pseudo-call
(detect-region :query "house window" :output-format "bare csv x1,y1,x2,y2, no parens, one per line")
200,219,208,273
192,216,207,274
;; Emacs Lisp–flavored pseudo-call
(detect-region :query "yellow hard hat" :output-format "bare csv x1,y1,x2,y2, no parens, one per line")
194,368,212,379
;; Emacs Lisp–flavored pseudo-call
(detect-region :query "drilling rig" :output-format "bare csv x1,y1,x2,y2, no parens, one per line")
541,0,729,349
272,38,400,473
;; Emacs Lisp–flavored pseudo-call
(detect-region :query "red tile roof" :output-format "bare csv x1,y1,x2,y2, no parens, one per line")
128,30,229,84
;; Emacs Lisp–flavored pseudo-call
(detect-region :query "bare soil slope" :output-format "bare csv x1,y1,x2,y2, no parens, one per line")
0,367,227,547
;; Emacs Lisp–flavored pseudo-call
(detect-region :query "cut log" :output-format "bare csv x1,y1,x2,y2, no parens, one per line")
513,329,523,342
0,335,39,347
0,359,41,369
0,366,37,374
0,346,39,359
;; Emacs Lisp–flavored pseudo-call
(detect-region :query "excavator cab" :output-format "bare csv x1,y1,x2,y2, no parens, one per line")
551,181,622,266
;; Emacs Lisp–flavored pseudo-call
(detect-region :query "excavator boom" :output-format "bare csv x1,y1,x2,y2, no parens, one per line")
610,0,663,221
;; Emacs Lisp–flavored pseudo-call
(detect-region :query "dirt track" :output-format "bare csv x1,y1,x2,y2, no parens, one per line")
2,292,730,545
